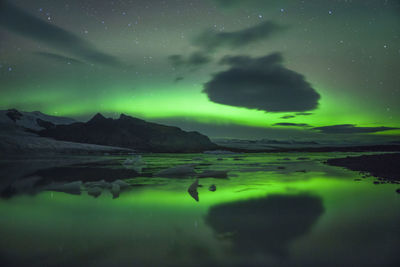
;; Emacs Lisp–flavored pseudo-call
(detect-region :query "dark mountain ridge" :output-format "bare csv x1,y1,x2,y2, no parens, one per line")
38,113,218,153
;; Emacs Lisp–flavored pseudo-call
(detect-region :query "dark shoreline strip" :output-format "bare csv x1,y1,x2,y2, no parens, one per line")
326,153,400,182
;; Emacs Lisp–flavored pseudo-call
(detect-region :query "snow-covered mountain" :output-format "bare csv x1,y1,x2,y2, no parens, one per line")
0,109,76,131
0,109,133,156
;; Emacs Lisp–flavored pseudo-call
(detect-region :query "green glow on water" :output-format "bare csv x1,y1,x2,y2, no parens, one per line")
0,153,399,266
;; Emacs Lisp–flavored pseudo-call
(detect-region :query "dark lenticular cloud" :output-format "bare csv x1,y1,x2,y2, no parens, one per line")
195,21,284,51
0,0,122,67
203,53,320,112
313,124,399,134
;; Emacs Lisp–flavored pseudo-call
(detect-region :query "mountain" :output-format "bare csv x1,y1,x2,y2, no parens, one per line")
0,109,76,130
0,109,133,156
38,113,218,152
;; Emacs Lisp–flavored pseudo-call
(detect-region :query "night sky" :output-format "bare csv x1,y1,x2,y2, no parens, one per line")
1,0,399,143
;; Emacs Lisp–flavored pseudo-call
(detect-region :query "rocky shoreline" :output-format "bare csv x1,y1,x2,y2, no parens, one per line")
326,153,400,184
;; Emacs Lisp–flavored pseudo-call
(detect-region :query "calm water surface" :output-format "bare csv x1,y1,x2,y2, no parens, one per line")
1,153,399,266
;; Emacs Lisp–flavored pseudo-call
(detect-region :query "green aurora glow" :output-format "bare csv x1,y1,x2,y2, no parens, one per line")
0,0,399,140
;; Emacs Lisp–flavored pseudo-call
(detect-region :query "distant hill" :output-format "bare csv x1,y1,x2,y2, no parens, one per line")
38,113,218,153
213,138,321,150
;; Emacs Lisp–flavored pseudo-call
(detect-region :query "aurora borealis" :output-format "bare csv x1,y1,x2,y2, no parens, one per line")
1,0,399,142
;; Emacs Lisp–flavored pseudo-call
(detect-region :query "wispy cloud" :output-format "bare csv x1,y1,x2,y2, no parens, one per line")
280,115,296,119
274,123,312,127
194,21,285,51
0,0,123,67
168,52,211,69
34,52,85,65
313,124,399,134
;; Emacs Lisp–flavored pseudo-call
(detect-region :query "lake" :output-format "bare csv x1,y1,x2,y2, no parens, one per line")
1,152,399,266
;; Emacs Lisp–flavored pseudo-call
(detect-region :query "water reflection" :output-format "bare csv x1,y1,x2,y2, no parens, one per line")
206,194,324,258
0,153,399,266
